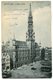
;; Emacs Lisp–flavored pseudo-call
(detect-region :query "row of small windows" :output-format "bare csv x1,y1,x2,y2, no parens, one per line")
2,58,10,62
17,49,29,52
18,57,29,62
18,52,29,57
18,48,29,51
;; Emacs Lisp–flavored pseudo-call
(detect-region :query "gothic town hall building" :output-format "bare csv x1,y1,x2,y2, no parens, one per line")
13,4,36,68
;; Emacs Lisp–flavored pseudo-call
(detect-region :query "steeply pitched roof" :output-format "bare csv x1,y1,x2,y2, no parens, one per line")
15,40,28,49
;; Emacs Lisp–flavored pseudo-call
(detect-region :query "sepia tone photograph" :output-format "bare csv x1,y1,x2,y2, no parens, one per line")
1,1,52,78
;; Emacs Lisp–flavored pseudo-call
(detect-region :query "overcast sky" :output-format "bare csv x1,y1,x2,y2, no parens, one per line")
1,1,51,47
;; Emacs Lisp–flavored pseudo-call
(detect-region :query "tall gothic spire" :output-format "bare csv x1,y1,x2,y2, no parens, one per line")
29,3,32,17
26,3,35,41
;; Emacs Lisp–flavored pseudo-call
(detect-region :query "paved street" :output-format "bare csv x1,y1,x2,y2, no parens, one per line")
11,61,47,78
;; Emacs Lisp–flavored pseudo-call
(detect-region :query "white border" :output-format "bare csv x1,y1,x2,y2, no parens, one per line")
0,0,53,80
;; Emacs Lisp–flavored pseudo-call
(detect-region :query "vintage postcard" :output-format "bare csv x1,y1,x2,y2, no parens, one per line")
1,1,52,78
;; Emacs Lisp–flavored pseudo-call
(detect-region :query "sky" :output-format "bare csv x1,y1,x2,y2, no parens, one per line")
1,1,51,47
